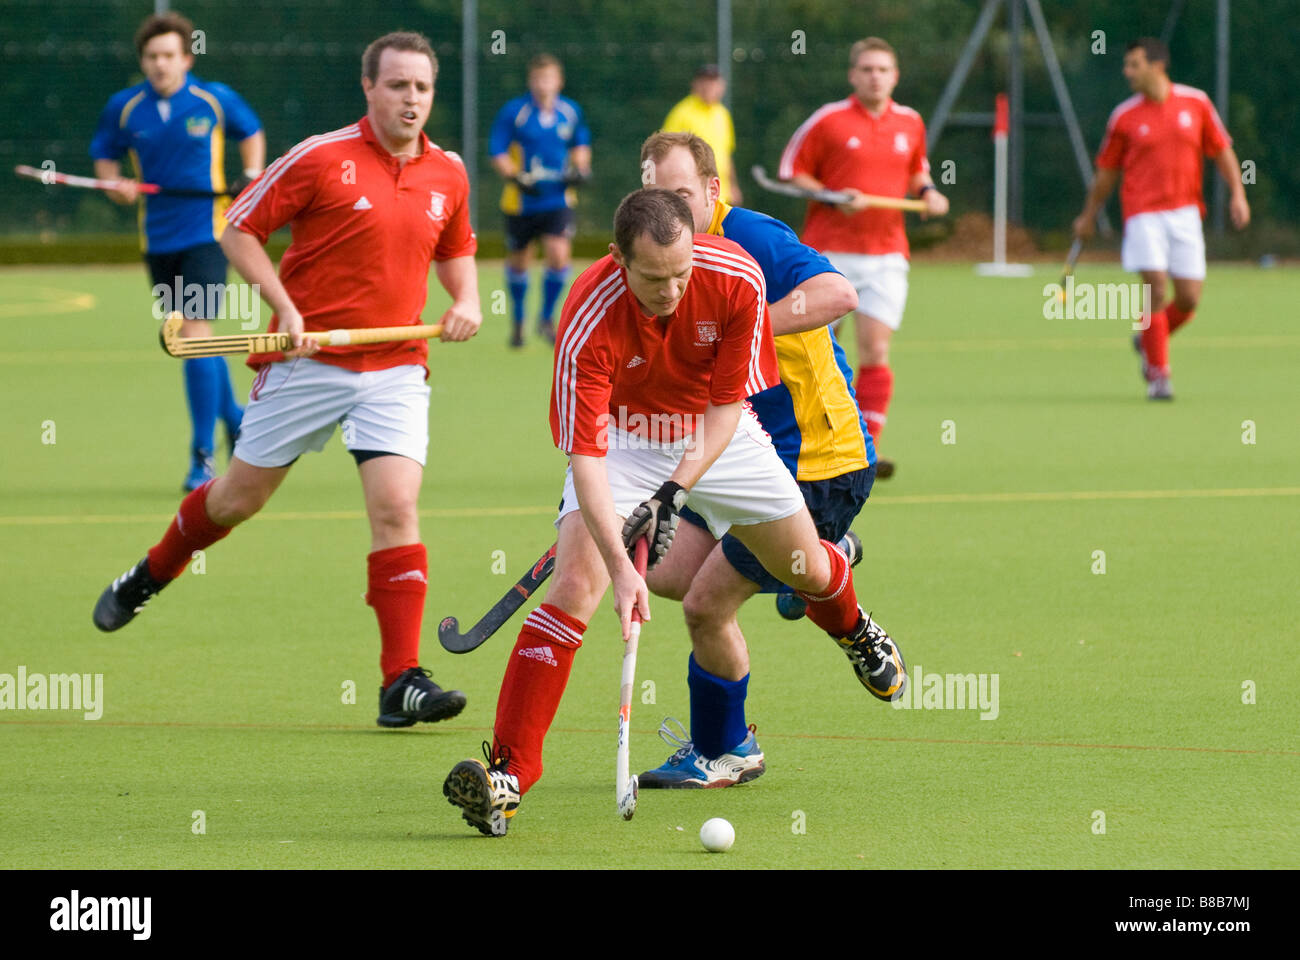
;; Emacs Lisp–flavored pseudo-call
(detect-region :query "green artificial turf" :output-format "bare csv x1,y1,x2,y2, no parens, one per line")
1,260,1296,868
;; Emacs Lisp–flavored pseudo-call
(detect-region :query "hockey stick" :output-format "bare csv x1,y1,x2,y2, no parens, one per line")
438,543,558,654
751,165,928,211
159,312,443,358
1056,238,1084,302
616,536,649,821
15,164,243,198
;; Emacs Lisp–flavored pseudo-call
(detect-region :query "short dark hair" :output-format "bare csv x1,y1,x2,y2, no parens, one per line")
614,189,694,262
529,53,563,76
362,31,438,84
1126,37,1170,66
640,131,719,183
135,12,194,58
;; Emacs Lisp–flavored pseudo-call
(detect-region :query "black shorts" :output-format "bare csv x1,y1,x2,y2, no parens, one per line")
681,465,876,593
505,208,575,253
144,241,229,319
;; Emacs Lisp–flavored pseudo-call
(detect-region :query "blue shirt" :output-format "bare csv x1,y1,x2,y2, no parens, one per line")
707,201,875,480
488,94,590,215
90,73,261,254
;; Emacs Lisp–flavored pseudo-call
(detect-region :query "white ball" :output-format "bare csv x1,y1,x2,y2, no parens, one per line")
699,817,735,853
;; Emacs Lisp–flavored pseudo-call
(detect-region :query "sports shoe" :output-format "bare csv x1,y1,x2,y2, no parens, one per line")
1132,333,1151,382
1147,376,1174,401
537,318,556,345
182,447,216,493
874,457,895,480
775,529,864,621
837,608,907,702
93,557,170,632
376,666,466,727
444,741,521,836
638,717,765,789
508,326,524,349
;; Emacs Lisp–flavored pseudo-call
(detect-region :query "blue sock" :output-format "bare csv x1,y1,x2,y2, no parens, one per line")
506,266,528,328
688,653,749,759
541,266,569,323
183,357,219,455
215,358,244,434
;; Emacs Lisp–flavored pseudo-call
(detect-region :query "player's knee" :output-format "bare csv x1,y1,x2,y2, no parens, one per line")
681,590,725,635
206,478,269,526
368,498,418,537
547,562,605,617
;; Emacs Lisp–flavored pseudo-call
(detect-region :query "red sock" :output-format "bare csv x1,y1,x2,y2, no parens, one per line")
1141,308,1170,375
146,479,233,581
1166,303,1195,335
367,544,428,687
493,603,585,794
856,364,893,442
797,540,862,638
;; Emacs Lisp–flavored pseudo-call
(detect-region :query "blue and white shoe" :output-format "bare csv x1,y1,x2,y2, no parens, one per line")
638,717,765,789
182,447,215,493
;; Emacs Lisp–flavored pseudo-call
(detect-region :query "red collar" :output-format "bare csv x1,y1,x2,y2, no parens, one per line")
851,95,893,119
358,115,433,164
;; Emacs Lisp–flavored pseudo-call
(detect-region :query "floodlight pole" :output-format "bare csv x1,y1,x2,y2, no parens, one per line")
1212,0,1229,238
463,0,478,229
718,0,733,110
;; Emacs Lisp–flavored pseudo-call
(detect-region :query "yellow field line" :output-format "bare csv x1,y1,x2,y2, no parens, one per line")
3,486,1298,527
0,286,96,318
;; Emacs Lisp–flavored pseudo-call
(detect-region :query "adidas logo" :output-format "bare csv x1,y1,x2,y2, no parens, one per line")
518,645,558,666
626,355,646,368
389,569,427,584
353,196,373,211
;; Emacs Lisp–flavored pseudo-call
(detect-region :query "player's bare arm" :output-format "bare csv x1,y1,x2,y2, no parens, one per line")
910,171,949,218
571,453,650,641
569,144,592,177
1212,146,1251,229
238,130,266,177
769,271,858,336
433,255,482,341
1073,167,1119,238
91,158,138,205
490,152,519,179
220,226,317,358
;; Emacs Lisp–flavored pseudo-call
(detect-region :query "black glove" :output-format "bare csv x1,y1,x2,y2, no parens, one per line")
226,174,253,198
564,167,591,188
621,480,687,569
512,171,542,196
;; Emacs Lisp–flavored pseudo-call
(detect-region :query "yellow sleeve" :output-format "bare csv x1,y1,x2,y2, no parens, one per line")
662,99,689,133
723,108,735,155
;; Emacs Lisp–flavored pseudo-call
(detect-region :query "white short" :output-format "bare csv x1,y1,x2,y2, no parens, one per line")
556,406,805,538
1121,205,1206,279
824,251,910,329
233,358,430,468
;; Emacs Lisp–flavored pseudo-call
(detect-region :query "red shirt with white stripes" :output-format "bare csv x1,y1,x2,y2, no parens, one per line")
1096,83,1231,221
551,234,778,457
779,96,929,257
225,116,477,373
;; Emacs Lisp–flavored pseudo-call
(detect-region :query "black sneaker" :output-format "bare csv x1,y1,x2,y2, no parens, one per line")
509,326,524,349
836,608,907,702
376,666,466,727
775,530,864,621
93,557,170,632
1132,333,1151,382
874,457,896,480
444,742,521,836
183,447,216,492
537,319,556,344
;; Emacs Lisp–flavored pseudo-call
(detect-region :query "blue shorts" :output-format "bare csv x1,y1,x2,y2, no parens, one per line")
145,241,229,320
680,465,875,593
505,208,575,252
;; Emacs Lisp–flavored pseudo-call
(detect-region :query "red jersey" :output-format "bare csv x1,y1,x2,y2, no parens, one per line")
225,116,477,372
1096,83,1231,221
779,96,928,257
551,234,779,457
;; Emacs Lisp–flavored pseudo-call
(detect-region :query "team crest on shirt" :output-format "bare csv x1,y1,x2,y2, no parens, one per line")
846,136,861,149
1178,110,1193,128
185,116,212,138
1138,123,1150,137
894,132,909,153
695,321,719,345
427,191,446,222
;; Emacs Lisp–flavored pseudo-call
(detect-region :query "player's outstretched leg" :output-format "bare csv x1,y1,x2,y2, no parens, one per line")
443,741,521,837
775,529,864,621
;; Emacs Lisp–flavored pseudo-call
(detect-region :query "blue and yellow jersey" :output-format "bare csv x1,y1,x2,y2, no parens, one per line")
707,201,874,480
90,73,261,254
488,94,590,216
